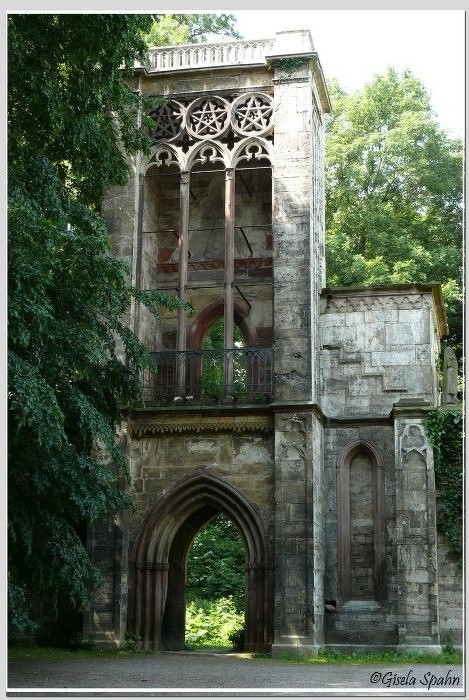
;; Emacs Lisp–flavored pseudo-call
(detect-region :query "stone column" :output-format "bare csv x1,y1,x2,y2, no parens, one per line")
394,407,441,653
83,511,129,648
269,45,328,656
270,55,326,405
101,153,141,357
272,412,324,656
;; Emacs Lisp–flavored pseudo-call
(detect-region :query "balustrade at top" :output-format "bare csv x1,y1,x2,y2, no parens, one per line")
143,38,275,73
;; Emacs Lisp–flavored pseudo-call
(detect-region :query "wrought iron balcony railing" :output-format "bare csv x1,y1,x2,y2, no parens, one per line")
141,348,274,405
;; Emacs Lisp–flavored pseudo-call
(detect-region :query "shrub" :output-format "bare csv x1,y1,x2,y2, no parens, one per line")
185,596,244,649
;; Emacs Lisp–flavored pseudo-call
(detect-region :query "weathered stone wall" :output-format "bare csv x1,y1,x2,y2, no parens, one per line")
393,411,440,648
85,411,275,647
126,417,275,546
323,423,398,645
273,411,324,654
320,286,442,418
134,66,273,100
437,536,463,647
272,60,323,403
91,32,461,654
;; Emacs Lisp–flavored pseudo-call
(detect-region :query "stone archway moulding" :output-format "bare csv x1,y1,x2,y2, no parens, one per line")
132,468,273,651
186,298,254,350
142,136,272,174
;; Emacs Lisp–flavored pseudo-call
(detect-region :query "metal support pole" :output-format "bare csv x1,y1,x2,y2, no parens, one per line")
224,168,235,393
177,171,189,396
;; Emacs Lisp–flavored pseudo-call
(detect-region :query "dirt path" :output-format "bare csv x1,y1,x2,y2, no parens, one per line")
7,651,464,696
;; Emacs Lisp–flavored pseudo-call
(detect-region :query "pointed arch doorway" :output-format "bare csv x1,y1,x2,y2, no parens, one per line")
132,469,273,652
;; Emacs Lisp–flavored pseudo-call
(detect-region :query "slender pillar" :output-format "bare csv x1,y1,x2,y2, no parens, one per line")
134,174,144,336
224,167,235,392
394,410,441,652
177,171,189,395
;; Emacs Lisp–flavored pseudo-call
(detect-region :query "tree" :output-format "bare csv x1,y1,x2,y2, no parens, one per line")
145,13,239,46
7,14,184,637
325,69,463,347
186,515,245,609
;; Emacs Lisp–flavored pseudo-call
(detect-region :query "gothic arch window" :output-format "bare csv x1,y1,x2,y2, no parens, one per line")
337,440,386,603
186,299,253,350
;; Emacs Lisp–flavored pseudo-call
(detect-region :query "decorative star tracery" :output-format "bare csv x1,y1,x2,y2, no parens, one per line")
187,98,229,138
149,101,184,141
149,93,273,144
233,95,273,134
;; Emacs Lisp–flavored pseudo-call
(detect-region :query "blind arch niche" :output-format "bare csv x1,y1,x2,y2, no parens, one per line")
337,440,386,604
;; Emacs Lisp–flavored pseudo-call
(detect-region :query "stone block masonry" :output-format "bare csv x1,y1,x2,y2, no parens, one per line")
87,30,461,656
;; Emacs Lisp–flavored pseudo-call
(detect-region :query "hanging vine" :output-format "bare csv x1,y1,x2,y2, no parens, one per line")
272,57,309,77
425,408,463,562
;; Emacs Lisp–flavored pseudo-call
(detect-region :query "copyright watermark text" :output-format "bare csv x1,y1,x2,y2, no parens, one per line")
370,669,461,690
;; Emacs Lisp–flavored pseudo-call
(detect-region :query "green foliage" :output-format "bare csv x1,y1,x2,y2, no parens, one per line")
425,408,463,560
273,57,309,76
185,597,244,649
325,69,463,346
7,14,184,635
201,321,246,398
185,515,246,649
145,14,239,46
186,515,246,608
271,649,463,665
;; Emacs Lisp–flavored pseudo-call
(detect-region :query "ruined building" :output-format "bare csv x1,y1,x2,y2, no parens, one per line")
85,31,462,654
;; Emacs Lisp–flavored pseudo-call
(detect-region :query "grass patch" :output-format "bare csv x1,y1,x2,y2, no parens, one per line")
9,646,463,666
261,649,463,665
8,646,155,659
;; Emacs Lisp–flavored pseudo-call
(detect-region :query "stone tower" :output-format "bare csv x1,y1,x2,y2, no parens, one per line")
85,30,461,655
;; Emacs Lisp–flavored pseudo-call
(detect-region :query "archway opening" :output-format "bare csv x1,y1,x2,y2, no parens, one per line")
133,469,273,652
200,319,246,399
185,513,246,651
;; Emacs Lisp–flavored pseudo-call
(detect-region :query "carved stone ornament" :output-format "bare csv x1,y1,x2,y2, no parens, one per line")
149,146,180,169
129,414,273,437
186,96,231,140
231,93,273,136
235,141,270,165
325,294,427,314
191,143,226,168
149,100,185,142
278,414,307,460
400,423,427,458
442,347,459,404
149,93,273,145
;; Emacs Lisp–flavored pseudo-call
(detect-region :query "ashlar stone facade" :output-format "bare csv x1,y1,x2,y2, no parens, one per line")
84,31,462,655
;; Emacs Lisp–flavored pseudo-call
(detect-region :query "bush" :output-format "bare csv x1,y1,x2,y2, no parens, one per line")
185,596,244,649
228,625,245,651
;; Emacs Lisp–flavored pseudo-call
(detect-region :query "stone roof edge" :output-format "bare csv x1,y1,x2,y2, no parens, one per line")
321,282,449,337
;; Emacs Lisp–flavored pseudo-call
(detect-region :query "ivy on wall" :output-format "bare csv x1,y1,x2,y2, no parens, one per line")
425,408,463,562
272,57,309,76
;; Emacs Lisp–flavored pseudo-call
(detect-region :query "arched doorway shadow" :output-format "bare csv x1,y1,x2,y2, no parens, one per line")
132,468,273,652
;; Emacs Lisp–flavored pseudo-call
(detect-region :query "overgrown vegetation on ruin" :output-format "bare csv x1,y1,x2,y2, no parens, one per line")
425,409,463,562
